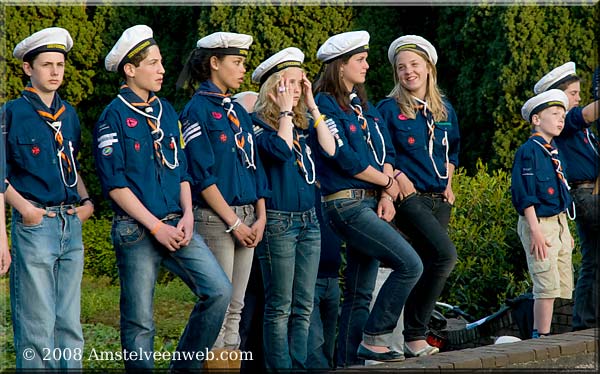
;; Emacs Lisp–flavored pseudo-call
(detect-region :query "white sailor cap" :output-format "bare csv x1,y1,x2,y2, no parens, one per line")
105,25,157,73
13,27,73,61
316,31,370,63
533,61,577,94
252,47,304,84
196,32,253,57
521,89,568,123
387,35,438,65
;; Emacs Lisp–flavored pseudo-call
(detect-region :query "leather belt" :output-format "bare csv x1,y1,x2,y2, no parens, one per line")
571,180,595,189
322,189,377,202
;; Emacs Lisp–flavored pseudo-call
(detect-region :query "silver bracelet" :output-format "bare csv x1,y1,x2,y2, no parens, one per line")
225,217,242,233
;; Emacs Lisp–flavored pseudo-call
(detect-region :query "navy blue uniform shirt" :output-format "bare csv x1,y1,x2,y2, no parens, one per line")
511,138,572,217
377,97,460,193
2,95,81,205
252,113,316,212
93,88,189,219
310,93,395,196
179,80,270,207
555,106,599,182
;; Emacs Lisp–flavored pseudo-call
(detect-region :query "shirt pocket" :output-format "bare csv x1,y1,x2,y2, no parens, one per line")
395,125,424,151
206,117,232,152
535,173,557,202
16,134,51,172
122,131,152,173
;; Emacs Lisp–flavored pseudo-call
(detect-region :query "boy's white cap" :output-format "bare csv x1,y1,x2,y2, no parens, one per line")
388,35,438,66
252,47,304,84
105,25,156,72
521,89,568,123
196,32,253,57
13,27,73,61
316,31,369,63
534,62,577,94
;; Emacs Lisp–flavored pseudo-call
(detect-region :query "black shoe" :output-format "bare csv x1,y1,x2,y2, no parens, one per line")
357,344,405,362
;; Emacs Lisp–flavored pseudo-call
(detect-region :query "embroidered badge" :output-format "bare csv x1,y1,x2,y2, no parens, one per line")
547,187,555,195
126,118,138,128
408,136,416,145
584,137,589,144
220,133,228,142
398,114,408,121
212,112,223,120
169,141,175,150
349,124,357,133
31,145,41,156
102,146,113,156
134,142,141,152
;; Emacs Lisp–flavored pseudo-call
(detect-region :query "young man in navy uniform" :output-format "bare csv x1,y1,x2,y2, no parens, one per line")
2,27,94,369
93,25,232,370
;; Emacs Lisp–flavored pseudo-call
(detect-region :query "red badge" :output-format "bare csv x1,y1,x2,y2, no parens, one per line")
220,133,228,142
126,118,138,128
547,187,555,195
349,124,357,133
169,142,175,149
212,112,223,120
134,142,141,152
398,114,408,121
31,145,41,156
408,136,416,145
584,137,589,144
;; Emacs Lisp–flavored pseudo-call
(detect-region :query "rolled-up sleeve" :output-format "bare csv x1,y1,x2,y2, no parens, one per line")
511,146,539,215
93,110,129,194
180,105,218,191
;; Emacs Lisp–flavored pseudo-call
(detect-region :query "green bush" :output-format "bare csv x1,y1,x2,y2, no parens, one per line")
83,216,117,281
443,160,531,317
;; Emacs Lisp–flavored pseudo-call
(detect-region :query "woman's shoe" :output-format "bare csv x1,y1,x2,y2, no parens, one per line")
357,344,405,362
404,342,439,358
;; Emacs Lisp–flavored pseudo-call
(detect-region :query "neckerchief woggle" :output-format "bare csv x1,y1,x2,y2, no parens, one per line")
349,92,385,166
22,83,78,187
117,84,179,170
530,132,576,220
195,81,256,170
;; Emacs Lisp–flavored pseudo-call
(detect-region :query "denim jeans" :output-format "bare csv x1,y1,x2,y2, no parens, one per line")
10,205,84,369
395,193,458,342
323,197,422,367
307,277,340,369
571,186,599,330
257,208,321,370
194,205,256,350
113,215,232,370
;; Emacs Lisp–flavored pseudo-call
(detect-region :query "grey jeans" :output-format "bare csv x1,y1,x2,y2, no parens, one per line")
194,204,256,349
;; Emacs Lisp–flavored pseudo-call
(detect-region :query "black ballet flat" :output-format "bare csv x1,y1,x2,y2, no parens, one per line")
357,344,406,362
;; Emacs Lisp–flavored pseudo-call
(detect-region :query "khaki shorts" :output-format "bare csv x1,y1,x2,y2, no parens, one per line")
517,212,574,299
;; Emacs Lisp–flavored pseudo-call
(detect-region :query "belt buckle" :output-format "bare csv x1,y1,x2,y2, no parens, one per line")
353,189,365,199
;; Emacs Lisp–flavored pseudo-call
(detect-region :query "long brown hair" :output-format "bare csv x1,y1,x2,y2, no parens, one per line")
314,56,369,111
254,70,308,130
388,49,447,122
176,48,227,94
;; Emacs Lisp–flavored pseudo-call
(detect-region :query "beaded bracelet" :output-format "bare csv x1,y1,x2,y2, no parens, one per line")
279,111,294,119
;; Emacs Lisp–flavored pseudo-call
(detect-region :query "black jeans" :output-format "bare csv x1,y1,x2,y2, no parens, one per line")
395,193,457,342
323,197,422,366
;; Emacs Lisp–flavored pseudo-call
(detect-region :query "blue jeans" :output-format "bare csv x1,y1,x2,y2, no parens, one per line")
113,215,232,370
323,197,422,367
307,277,340,369
10,205,84,369
395,193,457,342
257,208,321,370
571,186,599,330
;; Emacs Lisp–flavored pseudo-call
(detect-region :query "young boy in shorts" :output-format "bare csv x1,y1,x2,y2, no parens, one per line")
511,89,575,338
